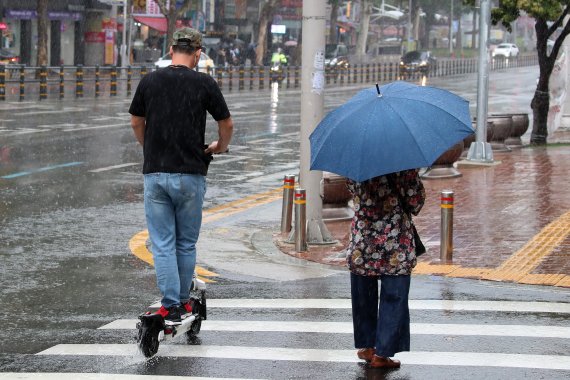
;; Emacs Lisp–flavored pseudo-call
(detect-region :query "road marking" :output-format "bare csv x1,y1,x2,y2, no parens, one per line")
89,163,139,173
0,373,259,380
36,345,570,370
141,298,570,313
128,188,283,273
14,108,88,116
98,320,570,338
1,162,83,179
64,123,129,132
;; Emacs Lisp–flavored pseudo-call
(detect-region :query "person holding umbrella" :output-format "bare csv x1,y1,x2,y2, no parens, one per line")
347,169,425,368
309,81,474,368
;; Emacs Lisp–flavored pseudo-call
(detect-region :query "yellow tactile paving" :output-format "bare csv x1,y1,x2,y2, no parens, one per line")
413,210,570,287
554,276,570,287
445,267,492,278
497,211,570,273
517,274,567,286
413,262,460,274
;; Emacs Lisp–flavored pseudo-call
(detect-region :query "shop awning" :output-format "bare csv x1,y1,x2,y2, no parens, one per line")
133,15,167,34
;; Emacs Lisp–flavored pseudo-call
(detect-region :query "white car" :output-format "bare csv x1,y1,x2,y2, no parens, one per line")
492,43,519,58
154,52,216,75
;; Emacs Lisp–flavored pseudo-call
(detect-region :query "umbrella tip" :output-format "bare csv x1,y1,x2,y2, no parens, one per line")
375,83,382,97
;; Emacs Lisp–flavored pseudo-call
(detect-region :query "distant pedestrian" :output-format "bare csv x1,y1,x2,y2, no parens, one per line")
129,27,233,325
347,169,425,368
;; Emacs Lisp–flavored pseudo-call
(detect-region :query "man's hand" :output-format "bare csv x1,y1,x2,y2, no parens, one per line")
205,117,233,154
204,141,229,154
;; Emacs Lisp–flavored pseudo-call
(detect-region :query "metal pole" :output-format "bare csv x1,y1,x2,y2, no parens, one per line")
294,188,308,252
467,0,494,162
280,174,295,234
440,190,454,262
407,0,412,52
300,0,333,245
121,0,128,67
449,0,454,55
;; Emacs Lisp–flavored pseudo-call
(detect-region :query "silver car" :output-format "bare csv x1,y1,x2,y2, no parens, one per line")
154,52,216,75
492,43,519,58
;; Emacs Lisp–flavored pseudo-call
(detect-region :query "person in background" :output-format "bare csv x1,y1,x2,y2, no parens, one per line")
347,169,425,369
271,47,288,65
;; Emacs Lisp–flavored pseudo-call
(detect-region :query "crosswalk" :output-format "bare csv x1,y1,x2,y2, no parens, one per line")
11,297,568,378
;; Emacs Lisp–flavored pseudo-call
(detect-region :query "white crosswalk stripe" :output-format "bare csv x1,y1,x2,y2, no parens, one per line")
28,297,570,377
36,345,570,371
98,319,570,339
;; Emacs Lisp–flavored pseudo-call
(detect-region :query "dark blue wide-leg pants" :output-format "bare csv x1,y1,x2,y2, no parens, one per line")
350,273,411,357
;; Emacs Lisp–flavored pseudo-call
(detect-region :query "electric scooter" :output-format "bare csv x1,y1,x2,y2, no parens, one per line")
136,275,207,358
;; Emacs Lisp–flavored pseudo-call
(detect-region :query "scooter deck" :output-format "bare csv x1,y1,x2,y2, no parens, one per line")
139,312,199,341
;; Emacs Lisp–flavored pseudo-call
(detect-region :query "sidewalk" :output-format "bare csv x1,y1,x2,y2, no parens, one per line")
276,128,570,288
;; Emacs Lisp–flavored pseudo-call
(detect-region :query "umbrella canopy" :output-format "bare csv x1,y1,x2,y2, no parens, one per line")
310,81,473,182
284,40,298,47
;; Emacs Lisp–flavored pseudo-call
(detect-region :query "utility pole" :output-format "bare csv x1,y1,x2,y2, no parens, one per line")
449,0,454,55
407,0,412,52
298,0,333,245
466,0,494,162
121,0,128,67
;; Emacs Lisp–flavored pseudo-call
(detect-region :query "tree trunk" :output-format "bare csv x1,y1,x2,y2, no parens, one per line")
471,9,477,49
356,0,371,61
36,0,48,66
156,0,194,48
328,2,339,44
530,19,554,145
255,0,278,66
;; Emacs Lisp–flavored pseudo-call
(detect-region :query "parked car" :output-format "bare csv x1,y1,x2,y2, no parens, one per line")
0,48,19,65
399,50,436,76
154,52,216,75
492,43,519,58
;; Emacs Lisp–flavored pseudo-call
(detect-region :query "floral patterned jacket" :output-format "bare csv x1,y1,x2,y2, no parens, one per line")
346,169,426,276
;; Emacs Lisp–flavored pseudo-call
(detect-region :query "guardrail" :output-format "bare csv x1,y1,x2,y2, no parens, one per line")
0,53,537,101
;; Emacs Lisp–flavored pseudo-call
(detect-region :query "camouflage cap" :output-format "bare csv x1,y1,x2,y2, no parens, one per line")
172,27,202,49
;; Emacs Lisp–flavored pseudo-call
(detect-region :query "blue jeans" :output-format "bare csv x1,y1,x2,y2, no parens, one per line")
144,173,206,308
350,273,411,357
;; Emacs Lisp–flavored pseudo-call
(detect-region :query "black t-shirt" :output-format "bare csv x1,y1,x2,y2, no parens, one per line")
129,66,231,175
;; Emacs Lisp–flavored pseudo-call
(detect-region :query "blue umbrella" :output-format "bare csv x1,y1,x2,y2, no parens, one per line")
310,81,473,182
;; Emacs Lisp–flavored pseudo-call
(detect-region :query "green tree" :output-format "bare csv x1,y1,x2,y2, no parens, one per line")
465,0,570,145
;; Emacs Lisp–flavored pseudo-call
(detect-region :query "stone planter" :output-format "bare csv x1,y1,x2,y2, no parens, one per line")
320,172,354,221
505,113,530,147
487,115,513,152
421,141,464,179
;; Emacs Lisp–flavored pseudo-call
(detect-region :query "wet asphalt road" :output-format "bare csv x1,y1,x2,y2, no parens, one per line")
1,67,570,379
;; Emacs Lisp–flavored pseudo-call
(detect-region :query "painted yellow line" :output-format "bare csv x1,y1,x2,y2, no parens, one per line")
129,186,284,281
414,211,570,287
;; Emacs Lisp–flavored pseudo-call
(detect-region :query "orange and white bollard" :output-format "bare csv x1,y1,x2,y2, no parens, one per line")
294,188,307,252
440,190,454,262
280,175,295,234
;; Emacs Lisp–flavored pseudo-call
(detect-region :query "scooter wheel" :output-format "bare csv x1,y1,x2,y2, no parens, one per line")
188,318,202,335
137,321,160,357
186,297,203,336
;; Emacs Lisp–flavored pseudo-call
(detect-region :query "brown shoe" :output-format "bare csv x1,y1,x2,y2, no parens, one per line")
357,348,375,362
368,355,401,369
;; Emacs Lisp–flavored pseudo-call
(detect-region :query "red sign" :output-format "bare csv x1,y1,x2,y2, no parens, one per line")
0,23,7,30
85,32,105,43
